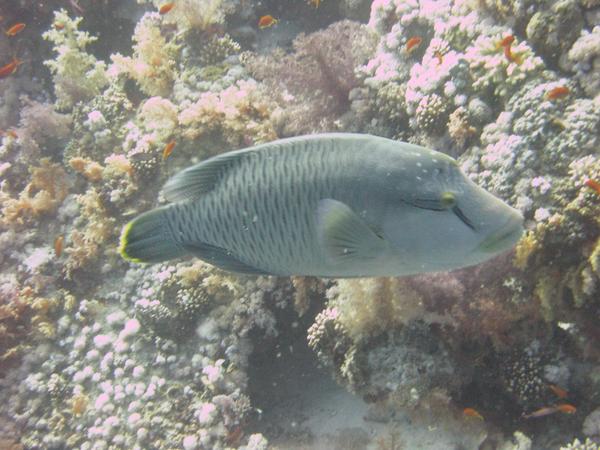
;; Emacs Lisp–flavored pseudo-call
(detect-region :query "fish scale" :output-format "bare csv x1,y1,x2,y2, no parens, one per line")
120,133,523,277
170,137,350,273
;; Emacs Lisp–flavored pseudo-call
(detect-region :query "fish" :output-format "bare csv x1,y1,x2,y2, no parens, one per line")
547,384,568,399
463,408,484,420
522,403,576,419
497,34,522,64
0,129,17,139
522,406,559,419
496,35,514,49
54,235,64,258
503,45,522,64
546,86,570,101
308,0,321,7
406,36,422,54
0,57,23,79
159,2,174,14
5,23,25,36
119,134,524,276
584,179,600,195
556,404,576,414
162,140,176,160
258,15,278,29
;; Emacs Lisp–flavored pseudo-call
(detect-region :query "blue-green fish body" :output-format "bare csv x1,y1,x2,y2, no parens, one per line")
120,133,523,277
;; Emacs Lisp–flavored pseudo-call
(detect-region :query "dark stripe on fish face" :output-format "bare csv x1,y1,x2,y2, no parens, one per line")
452,205,476,231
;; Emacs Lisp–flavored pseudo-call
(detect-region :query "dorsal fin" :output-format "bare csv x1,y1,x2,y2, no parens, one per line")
162,149,256,202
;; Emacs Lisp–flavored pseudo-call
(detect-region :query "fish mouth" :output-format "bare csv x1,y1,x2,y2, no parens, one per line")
478,212,524,254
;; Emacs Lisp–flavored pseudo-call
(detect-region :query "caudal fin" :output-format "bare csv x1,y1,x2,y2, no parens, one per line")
119,207,187,263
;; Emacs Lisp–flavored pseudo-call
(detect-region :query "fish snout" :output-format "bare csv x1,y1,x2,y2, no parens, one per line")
478,209,524,254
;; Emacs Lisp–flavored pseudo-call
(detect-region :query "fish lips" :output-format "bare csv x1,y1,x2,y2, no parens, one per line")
477,212,524,254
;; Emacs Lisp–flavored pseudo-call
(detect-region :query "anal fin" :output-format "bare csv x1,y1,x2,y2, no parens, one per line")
184,242,270,275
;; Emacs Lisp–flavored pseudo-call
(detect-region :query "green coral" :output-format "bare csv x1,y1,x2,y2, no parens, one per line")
42,9,109,110
525,0,584,63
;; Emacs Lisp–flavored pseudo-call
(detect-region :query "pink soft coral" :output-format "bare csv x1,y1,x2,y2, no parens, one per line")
243,20,377,135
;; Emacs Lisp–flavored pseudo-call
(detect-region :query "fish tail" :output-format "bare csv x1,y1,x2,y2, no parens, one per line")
119,207,187,263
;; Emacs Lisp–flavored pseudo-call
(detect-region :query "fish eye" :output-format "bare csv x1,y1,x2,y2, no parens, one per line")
440,191,456,209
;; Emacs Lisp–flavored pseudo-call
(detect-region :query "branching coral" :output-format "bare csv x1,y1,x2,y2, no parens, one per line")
42,9,109,110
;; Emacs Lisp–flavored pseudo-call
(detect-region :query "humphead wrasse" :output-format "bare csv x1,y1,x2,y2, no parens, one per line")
119,133,523,277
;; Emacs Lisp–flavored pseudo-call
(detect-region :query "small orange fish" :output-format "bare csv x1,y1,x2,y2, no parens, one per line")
54,235,64,257
54,22,65,30
0,57,23,79
463,408,484,420
0,129,17,139
497,34,522,64
406,36,422,54
503,45,522,64
5,23,25,36
258,15,278,29
546,86,570,101
308,0,321,7
522,406,560,419
162,140,176,160
159,2,174,14
548,384,568,399
584,179,600,195
556,404,576,414
497,35,515,49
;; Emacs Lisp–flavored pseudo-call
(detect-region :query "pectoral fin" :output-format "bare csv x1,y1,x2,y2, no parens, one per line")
316,199,386,264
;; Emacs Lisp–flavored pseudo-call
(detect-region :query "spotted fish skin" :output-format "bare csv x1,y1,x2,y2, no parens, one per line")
120,133,523,277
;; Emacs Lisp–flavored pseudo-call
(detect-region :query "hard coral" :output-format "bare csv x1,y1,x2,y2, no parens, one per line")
243,20,377,135
134,268,212,340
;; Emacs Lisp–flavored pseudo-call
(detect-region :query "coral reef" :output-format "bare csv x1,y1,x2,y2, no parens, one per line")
1,0,600,448
561,438,600,450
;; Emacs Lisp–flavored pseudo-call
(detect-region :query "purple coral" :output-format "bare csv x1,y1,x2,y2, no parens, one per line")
243,20,377,135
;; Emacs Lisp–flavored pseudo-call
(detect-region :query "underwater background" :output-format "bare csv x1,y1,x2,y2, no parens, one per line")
0,0,599,449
